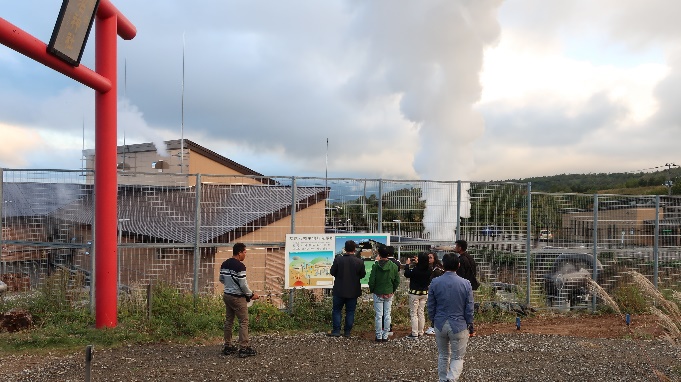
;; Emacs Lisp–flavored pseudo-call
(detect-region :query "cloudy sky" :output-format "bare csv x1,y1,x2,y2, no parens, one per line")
1,0,679,182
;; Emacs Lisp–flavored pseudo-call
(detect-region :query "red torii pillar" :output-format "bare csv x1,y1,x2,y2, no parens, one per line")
0,0,136,327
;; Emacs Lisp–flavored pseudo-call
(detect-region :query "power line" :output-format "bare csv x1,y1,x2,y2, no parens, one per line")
620,163,679,175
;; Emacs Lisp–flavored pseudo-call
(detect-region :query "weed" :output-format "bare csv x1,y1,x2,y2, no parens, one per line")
611,284,649,314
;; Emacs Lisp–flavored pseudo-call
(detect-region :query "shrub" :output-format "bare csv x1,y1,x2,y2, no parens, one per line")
611,284,649,314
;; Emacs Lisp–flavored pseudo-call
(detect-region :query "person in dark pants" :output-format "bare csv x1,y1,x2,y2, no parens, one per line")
329,240,366,337
219,242,260,357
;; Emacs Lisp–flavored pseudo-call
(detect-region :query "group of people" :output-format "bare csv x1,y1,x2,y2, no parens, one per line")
218,239,478,381
330,239,478,382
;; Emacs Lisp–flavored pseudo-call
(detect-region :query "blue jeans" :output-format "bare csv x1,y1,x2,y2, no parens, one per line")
435,321,469,382
332,295,358,335
372,294,393,339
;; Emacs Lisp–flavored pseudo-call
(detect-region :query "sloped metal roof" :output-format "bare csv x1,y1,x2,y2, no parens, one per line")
4,182,326,243
2,182,91,217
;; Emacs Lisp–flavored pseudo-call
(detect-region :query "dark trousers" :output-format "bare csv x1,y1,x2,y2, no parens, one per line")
331,295,358,335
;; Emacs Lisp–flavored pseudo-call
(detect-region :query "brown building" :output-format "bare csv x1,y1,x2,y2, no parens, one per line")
560,198,681,247
2,139,327,300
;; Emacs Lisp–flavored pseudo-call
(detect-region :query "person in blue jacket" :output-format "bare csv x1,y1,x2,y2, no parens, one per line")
427,254,475,382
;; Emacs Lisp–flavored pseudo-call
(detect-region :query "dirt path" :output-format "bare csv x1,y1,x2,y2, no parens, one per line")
2,314,679,382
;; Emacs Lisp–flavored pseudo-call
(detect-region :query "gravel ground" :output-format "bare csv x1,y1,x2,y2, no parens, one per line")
3,331,680,382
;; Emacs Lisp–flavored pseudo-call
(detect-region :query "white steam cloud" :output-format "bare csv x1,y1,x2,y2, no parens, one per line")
345,0,503,240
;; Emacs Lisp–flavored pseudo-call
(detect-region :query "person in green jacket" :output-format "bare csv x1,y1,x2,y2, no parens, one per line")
368,245,400,342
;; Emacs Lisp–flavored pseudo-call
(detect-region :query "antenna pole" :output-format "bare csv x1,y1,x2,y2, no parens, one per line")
81,117,85,173
325,138,329,205
180,33,185,173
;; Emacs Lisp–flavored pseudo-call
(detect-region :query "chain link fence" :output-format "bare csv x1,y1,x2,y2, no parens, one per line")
2,169,680,310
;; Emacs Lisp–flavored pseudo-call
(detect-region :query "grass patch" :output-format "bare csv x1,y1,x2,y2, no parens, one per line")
0,277,415,353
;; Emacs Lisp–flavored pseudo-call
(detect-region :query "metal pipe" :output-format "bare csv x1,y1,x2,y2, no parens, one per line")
94,12,119,328
290,177,297,234
0,17,111,92
84,345,93,382
654,195,659,288
0,168,4,277
97,0,136,40
525,182,532,306
591,194,599,312
193,174,202,303
456,181,462,241
377,180,383,233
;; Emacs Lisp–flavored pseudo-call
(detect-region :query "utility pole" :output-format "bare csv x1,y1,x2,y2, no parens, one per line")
665,163,677,196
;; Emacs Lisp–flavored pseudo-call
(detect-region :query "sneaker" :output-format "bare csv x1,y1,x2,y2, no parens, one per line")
238,347,257,358
375,337,382,343
343,332,351,338
222,344,238,355
425,327,435,335
327,332,341,337
406,333,419,339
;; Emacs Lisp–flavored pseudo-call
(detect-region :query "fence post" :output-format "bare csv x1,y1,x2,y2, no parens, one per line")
654,195,660,289
291,176,297,234
591,194,599,312
525,182,532,306
91,186,97,315
456,181,462,241
84,344,93,382
147,283,153,319
377,179,383,233
0,168,4,276
193,174,202,305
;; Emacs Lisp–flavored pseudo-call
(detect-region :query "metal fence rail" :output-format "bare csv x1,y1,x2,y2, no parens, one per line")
2,169,681,311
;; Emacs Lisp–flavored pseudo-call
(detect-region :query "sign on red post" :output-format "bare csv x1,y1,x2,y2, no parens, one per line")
47,0,101,66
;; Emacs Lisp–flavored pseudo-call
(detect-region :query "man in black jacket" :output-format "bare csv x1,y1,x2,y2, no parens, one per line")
329,240,366,337
454,240,479,290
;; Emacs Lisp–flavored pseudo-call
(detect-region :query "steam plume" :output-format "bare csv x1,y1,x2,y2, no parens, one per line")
346,0,503,240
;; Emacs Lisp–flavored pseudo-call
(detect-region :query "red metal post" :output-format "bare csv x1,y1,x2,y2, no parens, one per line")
94,12,118,328
0,17,111,92
0,0,135,328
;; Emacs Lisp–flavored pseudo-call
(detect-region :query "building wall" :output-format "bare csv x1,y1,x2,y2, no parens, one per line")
189,152,262,185
212,200,326,299
561,207,659,246
86,148,264,186
85,148,188,186
1,224,49,262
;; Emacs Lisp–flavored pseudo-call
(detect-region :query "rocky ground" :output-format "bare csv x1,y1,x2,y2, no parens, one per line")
2,314,680,382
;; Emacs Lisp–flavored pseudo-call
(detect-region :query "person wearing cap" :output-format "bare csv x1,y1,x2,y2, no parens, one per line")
427,253,475,382
328,240,366,337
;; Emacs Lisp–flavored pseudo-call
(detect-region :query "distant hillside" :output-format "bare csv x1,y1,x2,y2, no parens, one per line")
507,168,681,195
